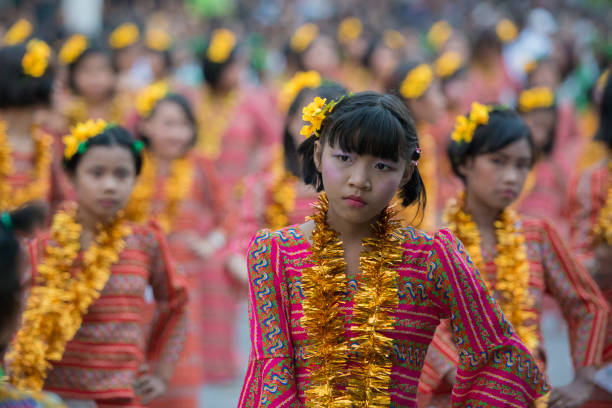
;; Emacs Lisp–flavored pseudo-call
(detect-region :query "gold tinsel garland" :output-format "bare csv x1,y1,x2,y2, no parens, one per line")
301,193,403,407
593,160,612,245
264,147,297,230
8,205,131,390
443,195,538,351
0,119,52,210
124,154,193,232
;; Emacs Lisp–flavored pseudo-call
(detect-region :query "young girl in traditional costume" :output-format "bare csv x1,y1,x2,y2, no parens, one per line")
0,204,65,407
8,121,188,408
419,104,608,408
239,91,549,407
568,72,612,405
197,28,281,191
125,83,228,404
0,40,62,213
57,36,128,128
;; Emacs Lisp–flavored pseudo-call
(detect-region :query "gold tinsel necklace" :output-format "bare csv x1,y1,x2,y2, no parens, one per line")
443,194,538,351
301,193,404,407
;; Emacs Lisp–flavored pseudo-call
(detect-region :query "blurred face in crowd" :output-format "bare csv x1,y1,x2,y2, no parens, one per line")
442,73,468,111
371,44,398,82
143,100,194,161
302,35,339,77
407,81,445,124
74,53,116,103
521,109,555,153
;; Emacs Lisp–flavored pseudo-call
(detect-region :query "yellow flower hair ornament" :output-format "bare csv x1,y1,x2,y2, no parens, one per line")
451,102,492,144
435,51,463,78
3,18,32,45
300,95,347,138
290,24,319,53
59,34,88,65
108,23,140,50
428,21,452,50
63,119,110,160
136,81,170,117
338,17,363,44
400,63,434,99
518,87,555,113
21,39,51,78
146,28,172,52
496,18,518,43
207,28,236,64
383,29,405,50
278,70,322,112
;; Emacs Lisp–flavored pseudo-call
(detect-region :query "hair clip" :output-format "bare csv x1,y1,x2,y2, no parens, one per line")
1,212,13,230
133,140,145,153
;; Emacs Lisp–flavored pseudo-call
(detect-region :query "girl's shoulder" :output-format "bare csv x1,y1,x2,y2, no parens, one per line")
249,224,308,253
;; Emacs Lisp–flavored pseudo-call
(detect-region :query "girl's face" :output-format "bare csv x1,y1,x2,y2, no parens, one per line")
409,81,445,124
371,45,397,81
74,53,116,102
143,100,194,160
314,140,410,226
302,35,339,76
72,145,137,222
522,109,555,152
459,138,532,212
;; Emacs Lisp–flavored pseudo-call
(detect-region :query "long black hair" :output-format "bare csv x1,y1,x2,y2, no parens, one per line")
0,203,46,354
448,107,535,182
283,82,347,177
0,43,54,108
298,91,425,210
63,125,143,175
594,72,612,149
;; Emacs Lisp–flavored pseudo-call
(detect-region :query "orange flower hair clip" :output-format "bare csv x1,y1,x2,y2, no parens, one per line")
451,102,491,144
300,95,346,138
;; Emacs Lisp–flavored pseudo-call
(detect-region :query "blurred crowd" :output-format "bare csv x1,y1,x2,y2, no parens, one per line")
0,0,611,407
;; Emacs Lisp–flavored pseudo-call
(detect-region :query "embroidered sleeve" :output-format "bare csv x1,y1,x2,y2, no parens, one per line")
538,220,609,367
426,229,549,406
238,229,299,408
146,222,189,369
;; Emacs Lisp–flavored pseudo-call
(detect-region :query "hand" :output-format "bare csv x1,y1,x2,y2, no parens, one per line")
548,376,595,408
184,233,214,258
134,373,167,404
226,254,249,285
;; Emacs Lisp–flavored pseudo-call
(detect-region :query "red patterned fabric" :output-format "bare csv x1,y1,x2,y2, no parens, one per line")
28,222,188,405
418,217,609,404
238,225,549,407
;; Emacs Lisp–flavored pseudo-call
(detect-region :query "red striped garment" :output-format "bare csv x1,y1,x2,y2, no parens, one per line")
28,221,188,406
238,225,550,407
418,217,609,406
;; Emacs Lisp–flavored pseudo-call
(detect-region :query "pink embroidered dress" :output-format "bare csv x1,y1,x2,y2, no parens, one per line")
238,225,549,407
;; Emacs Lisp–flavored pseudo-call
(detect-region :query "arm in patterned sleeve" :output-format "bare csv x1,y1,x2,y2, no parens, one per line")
425,229,549,407
419,320,459,394
537,219,609,367
145,222,189,381
238,230,299,408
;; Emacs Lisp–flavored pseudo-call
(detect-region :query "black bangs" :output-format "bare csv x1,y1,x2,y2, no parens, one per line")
321,92,415,162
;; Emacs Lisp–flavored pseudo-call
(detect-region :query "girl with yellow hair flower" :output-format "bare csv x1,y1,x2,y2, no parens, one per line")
419,106,608,408
58,44,128,134
9,122,188,408
127,84,230,408
0,41,62,214
286,24,340,81
198,28,282,192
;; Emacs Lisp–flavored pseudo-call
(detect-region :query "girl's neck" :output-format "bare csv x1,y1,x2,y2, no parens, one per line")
1,108,37,138
463,190,502,231
326,203,375,244
76,206,103,235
